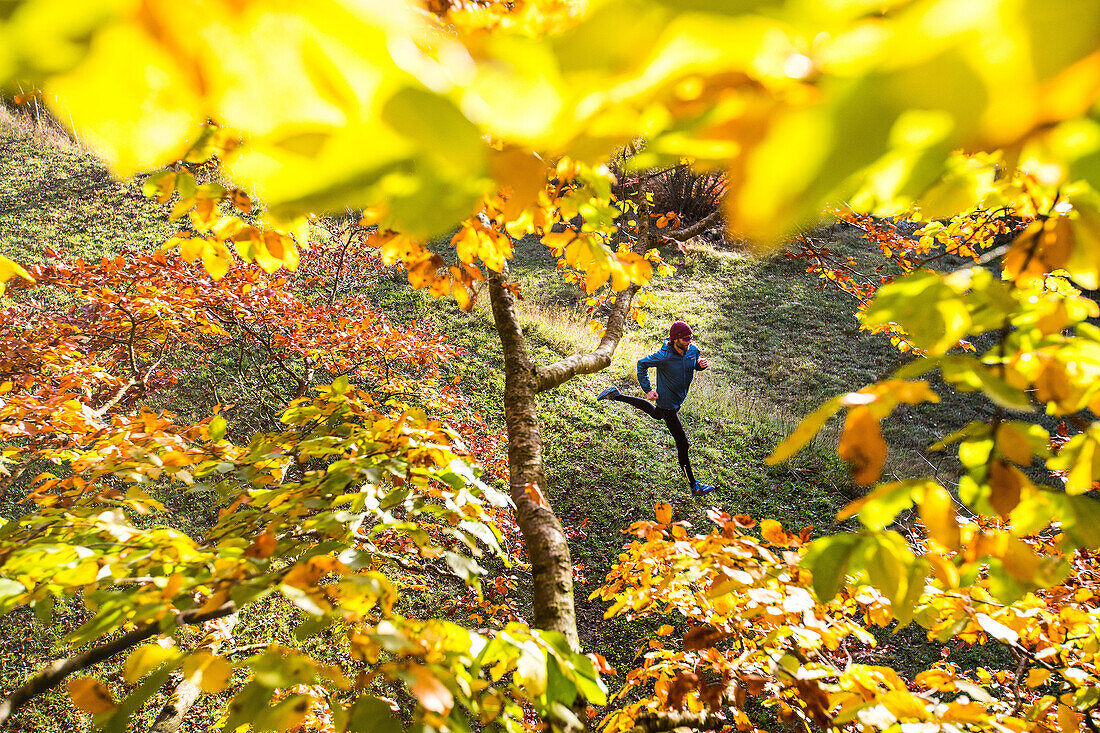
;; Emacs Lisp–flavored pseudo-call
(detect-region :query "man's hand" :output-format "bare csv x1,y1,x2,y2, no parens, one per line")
698,357,709,370
645,390,658,401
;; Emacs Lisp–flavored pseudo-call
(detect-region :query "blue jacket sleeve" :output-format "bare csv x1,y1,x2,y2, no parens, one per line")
636,349,663,392
691,344,706,370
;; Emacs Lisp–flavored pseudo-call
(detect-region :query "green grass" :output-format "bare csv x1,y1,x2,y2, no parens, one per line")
0,111,174,265
0,112,1013,728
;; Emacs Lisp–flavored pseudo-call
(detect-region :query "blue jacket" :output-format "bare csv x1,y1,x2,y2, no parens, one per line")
637,340,705,410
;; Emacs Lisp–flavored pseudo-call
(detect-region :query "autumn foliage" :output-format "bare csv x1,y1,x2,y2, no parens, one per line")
3,0,1100,732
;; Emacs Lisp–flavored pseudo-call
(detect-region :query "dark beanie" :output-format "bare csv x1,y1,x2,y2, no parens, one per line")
669,321,692,340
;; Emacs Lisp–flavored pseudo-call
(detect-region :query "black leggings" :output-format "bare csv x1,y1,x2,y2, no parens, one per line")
610,394,696,487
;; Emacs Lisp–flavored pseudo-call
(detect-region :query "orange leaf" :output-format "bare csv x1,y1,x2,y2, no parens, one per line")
760,518,788,545
654,502,672,524
989,459,1025,517
838,405,887,486
409,664,454,715
523,482,550,507
244,532,277,559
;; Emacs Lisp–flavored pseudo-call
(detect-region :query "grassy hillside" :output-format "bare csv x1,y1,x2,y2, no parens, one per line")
0,112,1001,730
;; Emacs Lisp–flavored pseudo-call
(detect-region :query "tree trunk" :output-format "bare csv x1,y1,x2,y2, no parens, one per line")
488,269,581,650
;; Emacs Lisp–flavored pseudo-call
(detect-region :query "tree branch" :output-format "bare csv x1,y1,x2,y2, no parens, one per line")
0,602,236,729
628,710,728,733
534,283,640,393
664,210,722,243
147,612,239,733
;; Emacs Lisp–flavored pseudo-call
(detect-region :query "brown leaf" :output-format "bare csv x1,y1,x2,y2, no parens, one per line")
732,514,756,529
699,681,726,709
739,673,768,696
683,624,727,651
244,532,277,559
666,671,699,710
989,459,1024,517
794,679,832,728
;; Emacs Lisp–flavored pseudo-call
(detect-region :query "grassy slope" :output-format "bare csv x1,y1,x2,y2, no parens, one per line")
0,116,1007,729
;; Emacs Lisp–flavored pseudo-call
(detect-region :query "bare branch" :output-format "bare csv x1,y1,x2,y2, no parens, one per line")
0,602,236,729
664,209,722,243
628,710,728,733
534,283,640,393
147,612,239,733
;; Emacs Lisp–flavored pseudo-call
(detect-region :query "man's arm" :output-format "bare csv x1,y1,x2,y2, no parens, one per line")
636,350,662,394
696,356,709,370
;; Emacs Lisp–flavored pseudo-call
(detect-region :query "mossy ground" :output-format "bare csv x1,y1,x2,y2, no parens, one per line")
0,112,1011,730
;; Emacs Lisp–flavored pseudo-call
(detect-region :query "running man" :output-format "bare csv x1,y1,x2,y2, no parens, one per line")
597,320,715,496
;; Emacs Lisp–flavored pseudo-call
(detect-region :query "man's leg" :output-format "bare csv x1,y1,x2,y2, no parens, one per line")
609,392,660,419
659,409,697,488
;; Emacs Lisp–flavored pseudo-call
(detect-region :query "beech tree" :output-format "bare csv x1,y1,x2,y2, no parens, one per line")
2,0,1100,731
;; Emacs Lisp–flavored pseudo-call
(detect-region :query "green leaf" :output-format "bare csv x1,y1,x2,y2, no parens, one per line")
444,552,486,584
545,657,577,707
863,271,971,354
345,695,402,733
801,533,863,602
837,480,921,529
208,415,227,442
0,577,26,600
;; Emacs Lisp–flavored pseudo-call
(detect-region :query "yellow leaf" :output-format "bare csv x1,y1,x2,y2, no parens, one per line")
654,502,672,524
46,23,202,176
453,279,474,311
838,406,887,486
881,690,931,720
201,240,232,280
914,668,957,690
123,641,177,683
920,482,960,550
66,678,117,714
767,396,843,465
407,254,443,289
617,251,653,285
491,147,548,223
1064,199,1100,290
182,651,234,694
0,256,35,290
1057,704,1080,730
656,624,674,636
996,424,1033,466
190,197,219,230
1026,668,1051,688
1000,536,1041,582
541,229,576,249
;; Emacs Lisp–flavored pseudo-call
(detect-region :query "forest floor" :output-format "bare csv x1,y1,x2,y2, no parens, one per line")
0,110,1007,732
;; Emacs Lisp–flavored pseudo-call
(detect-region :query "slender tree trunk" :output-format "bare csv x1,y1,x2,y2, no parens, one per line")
487,269,580,650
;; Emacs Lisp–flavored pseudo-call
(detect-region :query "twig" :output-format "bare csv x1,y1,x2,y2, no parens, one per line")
0,602,236,728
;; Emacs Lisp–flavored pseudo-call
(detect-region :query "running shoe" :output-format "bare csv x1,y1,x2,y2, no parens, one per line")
690,481,716,496
597,386,620,401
